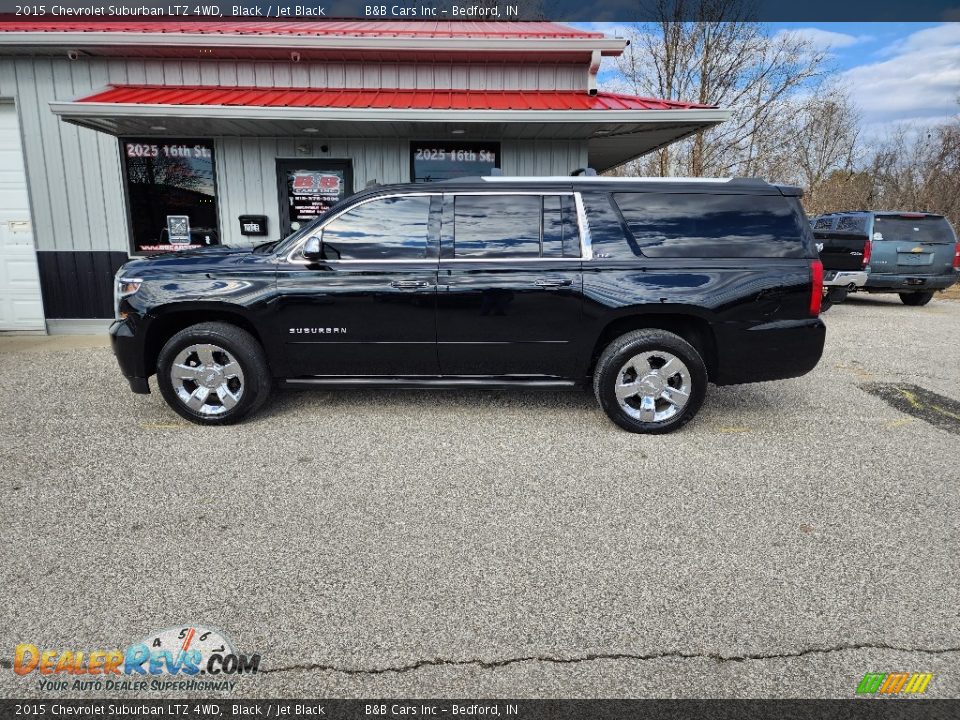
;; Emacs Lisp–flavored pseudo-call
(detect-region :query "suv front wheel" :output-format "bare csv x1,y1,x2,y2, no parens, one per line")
593,329,708,434
156,322,271,425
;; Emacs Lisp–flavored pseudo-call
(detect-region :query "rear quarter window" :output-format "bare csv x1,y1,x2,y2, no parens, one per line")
613,192,809,258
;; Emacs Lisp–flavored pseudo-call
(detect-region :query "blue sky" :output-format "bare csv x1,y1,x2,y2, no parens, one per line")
578,22,960,138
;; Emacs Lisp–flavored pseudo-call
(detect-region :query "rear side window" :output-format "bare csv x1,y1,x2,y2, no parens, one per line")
321,195,430,260
873,216,956,244
541,195,580,258
452,194,580,259
613,192,808,258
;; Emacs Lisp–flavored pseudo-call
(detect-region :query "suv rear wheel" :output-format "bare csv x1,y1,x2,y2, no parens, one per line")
899,291,934,306
593,329,708,434
156,322,271,425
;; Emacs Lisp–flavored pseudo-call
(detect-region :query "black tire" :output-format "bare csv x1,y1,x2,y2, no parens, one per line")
156,322,271,425
593,329,708,434
899,291,934,306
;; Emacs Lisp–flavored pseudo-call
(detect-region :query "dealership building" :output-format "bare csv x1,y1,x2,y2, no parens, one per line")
0,21,729,332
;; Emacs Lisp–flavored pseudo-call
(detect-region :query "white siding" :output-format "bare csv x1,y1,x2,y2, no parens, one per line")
0,56,590,253
502,139,588,178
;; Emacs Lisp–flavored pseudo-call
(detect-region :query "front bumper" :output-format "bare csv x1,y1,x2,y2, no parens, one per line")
109,318,150,394
865,272,958,292
823,270,868,289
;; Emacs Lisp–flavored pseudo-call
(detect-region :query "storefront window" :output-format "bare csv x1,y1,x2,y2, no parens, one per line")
411,142,500,182
121,138,220,254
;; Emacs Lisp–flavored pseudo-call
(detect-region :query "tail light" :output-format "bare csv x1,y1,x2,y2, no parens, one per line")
862,238,872,267
953,242,960,269
809,259,823,316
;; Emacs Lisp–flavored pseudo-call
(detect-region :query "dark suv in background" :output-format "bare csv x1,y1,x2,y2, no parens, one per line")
813,211,960,305
110,176,826,433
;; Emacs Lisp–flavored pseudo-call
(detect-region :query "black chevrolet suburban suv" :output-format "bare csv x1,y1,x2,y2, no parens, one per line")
110,176,826,433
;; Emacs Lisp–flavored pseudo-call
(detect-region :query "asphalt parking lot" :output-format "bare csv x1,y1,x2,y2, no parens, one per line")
1,293,958,699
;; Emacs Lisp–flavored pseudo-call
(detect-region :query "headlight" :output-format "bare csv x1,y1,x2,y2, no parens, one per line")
114,276,142,320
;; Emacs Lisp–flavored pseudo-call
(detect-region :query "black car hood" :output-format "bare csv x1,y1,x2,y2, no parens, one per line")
120,245,270,276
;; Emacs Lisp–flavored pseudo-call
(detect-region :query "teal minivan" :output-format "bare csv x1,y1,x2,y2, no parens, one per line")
812,211,960,306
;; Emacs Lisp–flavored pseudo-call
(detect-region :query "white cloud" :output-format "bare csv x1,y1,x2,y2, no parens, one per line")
841,23,960,134
774,27,870,51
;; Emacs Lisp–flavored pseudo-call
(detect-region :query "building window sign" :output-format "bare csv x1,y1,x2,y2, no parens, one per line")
277,159,353,236
288,170,343,231
121,139,220,254
411,142,500,182
166,215,191,244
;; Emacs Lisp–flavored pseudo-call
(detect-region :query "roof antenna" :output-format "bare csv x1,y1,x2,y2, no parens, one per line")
366,179,380,188
571,168,597,176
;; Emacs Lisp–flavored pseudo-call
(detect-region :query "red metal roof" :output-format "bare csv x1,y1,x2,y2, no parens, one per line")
0,21,604,39
77,85,713,111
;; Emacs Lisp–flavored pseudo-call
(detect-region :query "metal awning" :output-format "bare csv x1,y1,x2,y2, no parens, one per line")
50,85,730,171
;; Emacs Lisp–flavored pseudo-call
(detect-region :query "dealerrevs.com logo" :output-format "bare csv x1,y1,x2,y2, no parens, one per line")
12,626,260,693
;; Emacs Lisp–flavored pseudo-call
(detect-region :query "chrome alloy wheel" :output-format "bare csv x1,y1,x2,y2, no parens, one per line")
169,343,245,416
615,350,692,423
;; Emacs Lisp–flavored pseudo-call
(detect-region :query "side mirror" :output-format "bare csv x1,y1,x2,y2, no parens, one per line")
302,235,322,260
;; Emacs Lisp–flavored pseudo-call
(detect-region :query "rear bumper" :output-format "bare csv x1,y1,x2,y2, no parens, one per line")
109,318,151,394
714,318,826,386
865,272,958,291
823,270,868,288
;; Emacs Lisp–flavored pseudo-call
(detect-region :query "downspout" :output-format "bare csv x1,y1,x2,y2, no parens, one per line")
587,50,601,96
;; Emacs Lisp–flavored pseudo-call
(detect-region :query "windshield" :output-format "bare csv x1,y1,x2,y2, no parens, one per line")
874,216,956,244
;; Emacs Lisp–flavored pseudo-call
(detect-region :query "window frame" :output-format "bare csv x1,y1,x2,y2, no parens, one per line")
285,192,442,265
318,194,435,262
285,190,594,265
441,191,588,263
119,136,222,256
612,190,809,259
409,141,501,183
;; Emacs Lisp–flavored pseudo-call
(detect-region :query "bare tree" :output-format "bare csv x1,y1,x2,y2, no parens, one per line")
802,112,960,228
611,0,827,177
867,117,960,227
787,86,861,209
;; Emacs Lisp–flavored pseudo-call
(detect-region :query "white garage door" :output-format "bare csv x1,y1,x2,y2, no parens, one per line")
0,101,44,331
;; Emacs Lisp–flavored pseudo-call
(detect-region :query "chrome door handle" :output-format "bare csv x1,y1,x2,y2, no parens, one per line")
534,278,573,288
390,280,430,289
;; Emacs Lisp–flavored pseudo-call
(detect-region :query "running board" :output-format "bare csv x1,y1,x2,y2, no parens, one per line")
283,376,578,390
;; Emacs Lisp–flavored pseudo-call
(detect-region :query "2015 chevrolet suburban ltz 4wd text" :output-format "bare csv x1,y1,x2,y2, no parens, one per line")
110,176,827,434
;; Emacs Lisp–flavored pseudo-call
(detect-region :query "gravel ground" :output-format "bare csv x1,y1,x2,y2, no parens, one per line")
0,293,958,699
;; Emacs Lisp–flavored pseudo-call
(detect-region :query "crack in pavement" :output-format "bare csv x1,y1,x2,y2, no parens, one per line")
259,643,960,677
